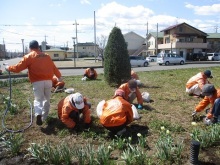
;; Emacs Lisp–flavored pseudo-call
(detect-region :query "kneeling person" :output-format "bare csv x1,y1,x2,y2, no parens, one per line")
58,93,91,129
98,89,133,135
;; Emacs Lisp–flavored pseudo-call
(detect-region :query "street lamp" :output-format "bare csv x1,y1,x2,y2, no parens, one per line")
72,37,76,67
21,39,24,56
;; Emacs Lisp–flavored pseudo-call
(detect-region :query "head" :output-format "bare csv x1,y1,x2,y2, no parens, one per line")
202,84,216,97
204,70,213,79
90,67,94,71
89,67,95,75
114,89,125,98
29,40,39,50
128,79,137,92
70,93,85,109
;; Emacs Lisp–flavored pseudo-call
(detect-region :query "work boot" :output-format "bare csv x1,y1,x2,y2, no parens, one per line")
36,115,43,126
212,117,218,124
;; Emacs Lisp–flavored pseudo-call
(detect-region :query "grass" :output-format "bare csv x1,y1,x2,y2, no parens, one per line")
0,66,220,164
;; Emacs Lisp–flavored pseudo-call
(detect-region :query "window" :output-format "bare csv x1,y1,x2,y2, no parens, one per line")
54,54,59,57
178,27,183,32
83,47,86,49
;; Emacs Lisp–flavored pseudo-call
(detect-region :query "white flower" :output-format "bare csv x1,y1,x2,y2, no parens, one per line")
166,130,170,134
108,145,112,150
137,133,142,137
128,137,132,141
161,126,165,130
191,122,197,126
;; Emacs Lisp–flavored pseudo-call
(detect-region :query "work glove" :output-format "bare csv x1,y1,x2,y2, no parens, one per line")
137,104,143,109
192,110,197,117
5,65,9,72
58,77,63,82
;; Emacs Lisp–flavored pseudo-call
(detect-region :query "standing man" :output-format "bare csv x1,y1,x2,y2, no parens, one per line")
119,79,143,109
186,70,213,98
5,40,62,125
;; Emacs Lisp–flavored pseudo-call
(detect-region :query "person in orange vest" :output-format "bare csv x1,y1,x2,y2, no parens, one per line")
52,75,65,93
192,84,220,125
99,89,133,135
58,92,91,130
131,70,141,86
119,79,143,109
82,67,97,80
186,70,213,98
5,40,62,126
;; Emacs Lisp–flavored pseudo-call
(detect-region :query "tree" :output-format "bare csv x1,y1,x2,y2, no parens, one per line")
104,27,131,86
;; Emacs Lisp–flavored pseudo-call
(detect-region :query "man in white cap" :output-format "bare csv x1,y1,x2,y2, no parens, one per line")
58,92,91,130
186,70,213,98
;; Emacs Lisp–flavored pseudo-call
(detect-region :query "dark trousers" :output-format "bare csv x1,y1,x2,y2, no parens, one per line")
212,98,220,117
104,123,127,134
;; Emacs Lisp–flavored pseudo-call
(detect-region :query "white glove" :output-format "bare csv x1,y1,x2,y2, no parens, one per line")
192,111,197,117
5,65,9,72
58,77,63,82
203,117,212,125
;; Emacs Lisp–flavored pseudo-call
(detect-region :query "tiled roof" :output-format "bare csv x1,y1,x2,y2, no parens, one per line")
207,33,220,39
148,32,163,38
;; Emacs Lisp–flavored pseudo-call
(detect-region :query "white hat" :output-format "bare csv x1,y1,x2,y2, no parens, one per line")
70,93,85,109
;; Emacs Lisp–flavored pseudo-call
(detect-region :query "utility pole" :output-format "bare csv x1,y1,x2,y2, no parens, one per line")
73,20,79,60
146,22,148,57
3,38,6,59
72,37,76,67
156,23,158,55
94,11,97,62
44,35,48,43
21,39,24,56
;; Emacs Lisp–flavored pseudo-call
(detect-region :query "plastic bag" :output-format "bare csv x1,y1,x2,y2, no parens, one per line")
96,100,105,118
64,88,75,94
132,104,140,120
142,92,150,102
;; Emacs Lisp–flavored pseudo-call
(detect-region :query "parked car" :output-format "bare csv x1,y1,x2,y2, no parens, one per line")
192,53,208,61
129,56,149,67
207,53,220,61
146,55,157,62
157,53,185,66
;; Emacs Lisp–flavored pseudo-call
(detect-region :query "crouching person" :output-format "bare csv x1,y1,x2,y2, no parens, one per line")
52,75,65,93
192,84,220,125
58,92,91,130
97,89,133,136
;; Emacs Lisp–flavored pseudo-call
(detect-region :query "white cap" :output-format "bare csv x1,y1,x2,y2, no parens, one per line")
70,93,84,109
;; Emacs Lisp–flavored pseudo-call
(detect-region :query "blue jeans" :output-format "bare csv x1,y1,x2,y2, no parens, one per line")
212,98,220,117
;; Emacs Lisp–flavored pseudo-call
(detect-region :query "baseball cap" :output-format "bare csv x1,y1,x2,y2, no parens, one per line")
128,79,137,89
204,70,213,78
70,93,85,109
29,40,39,49
202,84,216,96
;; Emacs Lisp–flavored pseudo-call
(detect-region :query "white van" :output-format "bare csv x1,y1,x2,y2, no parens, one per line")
207,53,220,61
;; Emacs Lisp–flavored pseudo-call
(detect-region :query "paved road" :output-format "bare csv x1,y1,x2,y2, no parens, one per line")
60,62,220,76
0,58,220,77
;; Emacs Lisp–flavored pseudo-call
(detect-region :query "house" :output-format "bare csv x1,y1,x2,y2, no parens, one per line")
123,31,146,55
77,42,99,57
147,32,163,55
44,48,66,60
206,33,220,53
158,22,208,60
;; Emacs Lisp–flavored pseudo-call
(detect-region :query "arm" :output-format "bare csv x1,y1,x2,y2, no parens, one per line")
60,106,76,128
8,56,29,73
195,97,210,112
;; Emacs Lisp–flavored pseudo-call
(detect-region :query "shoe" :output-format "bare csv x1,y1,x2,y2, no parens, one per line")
213,117,218,124
36,115,43,126
116,128,126,136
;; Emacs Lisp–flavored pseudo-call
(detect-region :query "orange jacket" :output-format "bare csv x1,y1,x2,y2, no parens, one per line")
52,76,65,88
84,68,97,79
57,95,91,128
131,70,139,80
100,96,133,127
119,83,143,105
195,89,220,118
186,72,210,89
8,50,61,83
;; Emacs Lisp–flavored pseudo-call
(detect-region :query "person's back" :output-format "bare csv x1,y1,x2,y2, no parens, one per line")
100,96,133,127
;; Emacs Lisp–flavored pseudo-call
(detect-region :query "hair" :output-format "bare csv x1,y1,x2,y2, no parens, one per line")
90,67,94,71
29,40,39,49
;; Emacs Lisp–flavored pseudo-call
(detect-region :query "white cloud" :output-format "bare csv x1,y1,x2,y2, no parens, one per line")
185,3,220,15
80,0,91,5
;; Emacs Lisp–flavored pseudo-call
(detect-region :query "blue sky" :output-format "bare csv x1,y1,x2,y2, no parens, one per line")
0,0,220,51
